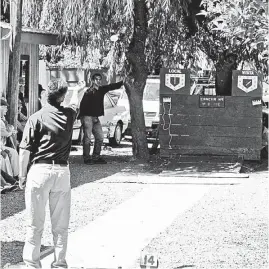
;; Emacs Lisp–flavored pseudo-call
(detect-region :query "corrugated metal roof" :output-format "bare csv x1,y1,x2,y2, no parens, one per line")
0,21,58,36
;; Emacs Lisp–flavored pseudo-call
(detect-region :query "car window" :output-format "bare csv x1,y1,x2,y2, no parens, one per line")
121,90,128,100
143,82,159,101
110,89,123,104
104,94,113,109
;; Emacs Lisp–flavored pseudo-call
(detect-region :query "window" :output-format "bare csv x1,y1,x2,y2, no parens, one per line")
20,55,29,101
143,81,160,101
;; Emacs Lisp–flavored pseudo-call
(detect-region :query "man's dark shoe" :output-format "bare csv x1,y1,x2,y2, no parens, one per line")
84,159,94,165
93,158,107,164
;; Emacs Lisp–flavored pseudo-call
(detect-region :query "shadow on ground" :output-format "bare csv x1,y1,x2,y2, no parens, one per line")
69,154,132,188
1,146,133,220
0,241,51,268
1,143,267,220
240,158,268,173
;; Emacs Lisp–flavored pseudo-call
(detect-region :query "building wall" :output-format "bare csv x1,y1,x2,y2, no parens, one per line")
0,40,39,115
21,42,39,115
0,40,9,98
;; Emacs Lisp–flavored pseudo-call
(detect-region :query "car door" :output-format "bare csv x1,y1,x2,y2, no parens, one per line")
100,93,116,127
101,93,129,134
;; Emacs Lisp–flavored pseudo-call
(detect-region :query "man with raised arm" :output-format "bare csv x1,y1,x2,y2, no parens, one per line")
79,73,123,164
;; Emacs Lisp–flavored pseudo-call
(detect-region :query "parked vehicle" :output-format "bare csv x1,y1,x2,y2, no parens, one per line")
117,76,160,141
190,70,216,95
63,87,129,146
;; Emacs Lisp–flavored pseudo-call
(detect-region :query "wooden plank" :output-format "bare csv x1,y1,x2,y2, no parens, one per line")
21,31,59,45
160,104,262,117
159,114,262,127
160,95,262,107
160,148,261,160
159,135,262,149
159,125,261,138
175,155,240,163
163,163,243,173
158,172,249,178
160,146,260,156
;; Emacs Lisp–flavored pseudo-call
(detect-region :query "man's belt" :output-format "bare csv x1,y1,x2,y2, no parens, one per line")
34,160,68,165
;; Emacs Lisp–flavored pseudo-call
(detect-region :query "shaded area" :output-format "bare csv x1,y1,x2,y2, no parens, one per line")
0,241,52,268
1,142,267,220
240,158,268,173
1,191,25,220
1,148,132,220
69,154,131,188
160,155,243,175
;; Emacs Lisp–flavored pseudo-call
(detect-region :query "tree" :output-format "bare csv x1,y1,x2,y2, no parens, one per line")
193,0,268,95
5,0,23,128
22,0,193,160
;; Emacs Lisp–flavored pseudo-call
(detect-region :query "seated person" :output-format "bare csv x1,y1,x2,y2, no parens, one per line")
0,98,19,179
17,99,28,142
19,83,28,117
0,175,13,193
0,146,18,193
0,145,13,176
0,175,18,193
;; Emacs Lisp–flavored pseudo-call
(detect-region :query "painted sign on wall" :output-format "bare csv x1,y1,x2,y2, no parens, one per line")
232,70,262,97
160,68,190,95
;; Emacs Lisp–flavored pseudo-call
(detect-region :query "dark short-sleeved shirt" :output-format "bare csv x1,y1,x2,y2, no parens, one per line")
79,81,123,117
19,103,77,162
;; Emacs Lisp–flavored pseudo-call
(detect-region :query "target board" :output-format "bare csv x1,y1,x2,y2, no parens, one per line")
232,70,262,97
159,68,263,160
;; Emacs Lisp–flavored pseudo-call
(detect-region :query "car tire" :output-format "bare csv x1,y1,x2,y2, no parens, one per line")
109,123,122,146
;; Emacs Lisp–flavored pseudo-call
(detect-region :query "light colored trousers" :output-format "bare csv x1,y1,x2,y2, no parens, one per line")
0,154,13,178
2,145,19,176
23,163,71,268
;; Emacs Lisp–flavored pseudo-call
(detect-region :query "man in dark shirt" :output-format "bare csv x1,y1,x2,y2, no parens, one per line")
19,79,85,268
79,73,123,164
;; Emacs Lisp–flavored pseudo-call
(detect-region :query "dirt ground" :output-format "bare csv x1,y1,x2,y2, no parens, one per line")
1,141,268,268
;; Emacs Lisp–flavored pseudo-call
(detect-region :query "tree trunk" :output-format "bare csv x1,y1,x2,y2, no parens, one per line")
125,79,148,160
125,0,149,160
6,0,23,129
215,53,237,96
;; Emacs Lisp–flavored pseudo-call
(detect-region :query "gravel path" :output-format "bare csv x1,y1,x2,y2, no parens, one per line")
1,144,268,269
1,146,145,267
133,173,268,269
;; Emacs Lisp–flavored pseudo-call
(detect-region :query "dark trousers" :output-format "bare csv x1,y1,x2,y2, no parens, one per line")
80,116,104,161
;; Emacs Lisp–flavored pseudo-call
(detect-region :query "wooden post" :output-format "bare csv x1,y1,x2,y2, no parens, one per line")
6,0,23,128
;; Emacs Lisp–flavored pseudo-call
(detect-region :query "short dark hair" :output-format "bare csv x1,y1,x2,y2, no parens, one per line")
47,79,68,103
91,73,102,81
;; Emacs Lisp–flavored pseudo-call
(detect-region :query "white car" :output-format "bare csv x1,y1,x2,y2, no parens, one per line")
63,87,129,146
117,77,160,140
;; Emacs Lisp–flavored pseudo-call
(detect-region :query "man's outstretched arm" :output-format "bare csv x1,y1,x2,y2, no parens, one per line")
100,80,124,94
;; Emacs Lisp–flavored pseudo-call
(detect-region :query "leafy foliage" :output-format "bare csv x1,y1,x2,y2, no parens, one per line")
193,0,268,78
40,45,103,69
22,0,195,75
